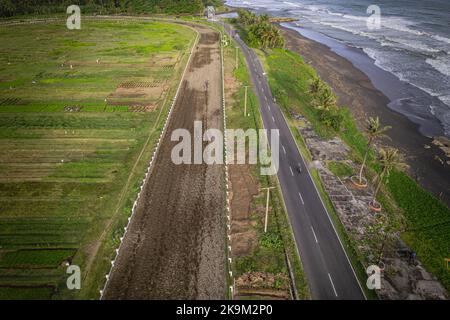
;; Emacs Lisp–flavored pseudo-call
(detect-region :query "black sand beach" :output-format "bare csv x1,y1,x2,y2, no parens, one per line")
279,25,450,207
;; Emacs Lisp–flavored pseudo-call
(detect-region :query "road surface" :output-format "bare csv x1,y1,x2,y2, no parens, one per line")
220,21,365,300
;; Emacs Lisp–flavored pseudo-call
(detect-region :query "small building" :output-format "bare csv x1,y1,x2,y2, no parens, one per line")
206,6,215,20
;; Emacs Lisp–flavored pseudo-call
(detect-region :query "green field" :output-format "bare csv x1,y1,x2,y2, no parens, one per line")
0,18,196,299
258,48,450,293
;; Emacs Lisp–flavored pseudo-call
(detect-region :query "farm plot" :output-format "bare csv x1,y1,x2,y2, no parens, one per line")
0,20,193,111
0,19,195,299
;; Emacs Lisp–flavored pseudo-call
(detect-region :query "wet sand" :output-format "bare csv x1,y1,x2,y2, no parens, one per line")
279,25,450,207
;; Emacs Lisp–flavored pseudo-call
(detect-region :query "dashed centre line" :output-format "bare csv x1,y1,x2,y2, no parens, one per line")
298,191,304,205
328,273,338,297
311,226,318,243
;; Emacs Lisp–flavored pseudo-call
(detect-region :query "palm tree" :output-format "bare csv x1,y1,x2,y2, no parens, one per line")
372,148,405,203
309,77,324,95
259,14,270,23
357,117,391,185
259,24,272,48
314,87,336,111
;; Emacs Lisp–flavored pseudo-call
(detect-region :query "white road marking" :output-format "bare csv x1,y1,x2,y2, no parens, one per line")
298,192,304,205
289,166,294,176
328,273,338,297
282,145,286,154
311,226,318,243
272,116,275,122
268,105,271,111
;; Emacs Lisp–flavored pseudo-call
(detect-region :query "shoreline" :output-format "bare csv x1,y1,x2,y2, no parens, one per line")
277,24,450,207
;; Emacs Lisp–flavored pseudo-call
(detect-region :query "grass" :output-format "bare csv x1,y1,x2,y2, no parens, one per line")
388,170,450,289
0,20,189,108
0,18,196,299
223,29,310,299
0,249,75,268
327,161,354,178
258,47,450,294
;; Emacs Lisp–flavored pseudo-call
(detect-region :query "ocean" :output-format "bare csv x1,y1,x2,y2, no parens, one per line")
225,0,450,137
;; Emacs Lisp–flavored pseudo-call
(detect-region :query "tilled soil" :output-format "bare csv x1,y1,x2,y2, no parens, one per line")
103,24,226,299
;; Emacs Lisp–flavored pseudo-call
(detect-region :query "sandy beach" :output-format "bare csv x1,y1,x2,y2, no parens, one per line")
278,25,450,207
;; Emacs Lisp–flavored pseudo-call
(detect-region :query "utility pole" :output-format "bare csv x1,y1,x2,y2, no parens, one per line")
261,187,275,233
244,85,249,116
235,46,239,70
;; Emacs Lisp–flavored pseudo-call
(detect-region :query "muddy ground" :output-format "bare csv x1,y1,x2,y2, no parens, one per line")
103,24,226,299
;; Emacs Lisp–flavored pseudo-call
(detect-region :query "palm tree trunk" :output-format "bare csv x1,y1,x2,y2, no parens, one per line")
358,149,369,183
358,138,372,184
378,233,388,264
373,171,385,200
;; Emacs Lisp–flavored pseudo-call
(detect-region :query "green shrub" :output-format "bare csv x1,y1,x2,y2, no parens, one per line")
260,232,283,250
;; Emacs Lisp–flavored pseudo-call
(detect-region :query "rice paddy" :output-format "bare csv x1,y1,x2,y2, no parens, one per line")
0,18,196,299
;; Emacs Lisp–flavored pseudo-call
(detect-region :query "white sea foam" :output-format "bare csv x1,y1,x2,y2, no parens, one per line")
426,56,450,77
438,95,450,110
362,47,396,73
381,37,441,54
431,34,450,45
283,1,300,8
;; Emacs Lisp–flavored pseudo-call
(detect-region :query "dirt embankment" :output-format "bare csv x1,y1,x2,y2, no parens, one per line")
103,24,226,299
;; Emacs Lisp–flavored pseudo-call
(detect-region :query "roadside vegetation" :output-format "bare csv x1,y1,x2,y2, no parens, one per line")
255,47,450,293
327,161,354,178
0,0,224,17
0,19,196,299
221,27,309,299
233,9,284,49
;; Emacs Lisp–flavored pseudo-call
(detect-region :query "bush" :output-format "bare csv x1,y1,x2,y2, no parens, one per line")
0,0,216,17
237,9,284,49
260,232,283,250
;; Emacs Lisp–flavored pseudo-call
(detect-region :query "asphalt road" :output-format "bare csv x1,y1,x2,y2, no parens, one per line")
220,21,366,300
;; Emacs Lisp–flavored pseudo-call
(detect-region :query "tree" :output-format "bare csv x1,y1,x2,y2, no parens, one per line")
259,13,269,23
309,77,324,96
357,117,391,185
238,9,284,49
0,0,210,17
372,148,405,201
313,87,336,111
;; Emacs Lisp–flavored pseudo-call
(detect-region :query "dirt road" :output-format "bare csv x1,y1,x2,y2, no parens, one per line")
103,24,226,299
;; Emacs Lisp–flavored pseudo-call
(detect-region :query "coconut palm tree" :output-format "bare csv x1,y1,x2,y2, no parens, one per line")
309,77,324,96
372,148,405,203
259,14,270,23
357,117,391,185
314,87,336,111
